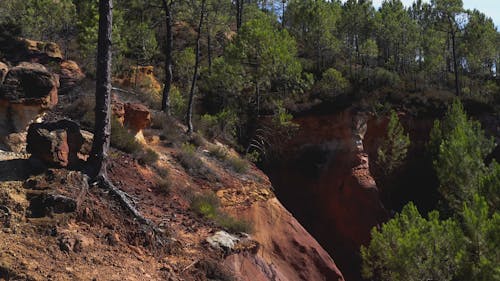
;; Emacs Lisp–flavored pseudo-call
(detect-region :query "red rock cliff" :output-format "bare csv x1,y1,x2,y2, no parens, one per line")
264,110,388,281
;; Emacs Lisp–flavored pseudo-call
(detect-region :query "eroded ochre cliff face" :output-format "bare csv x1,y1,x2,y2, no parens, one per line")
263,110,389,281
262,107,500,281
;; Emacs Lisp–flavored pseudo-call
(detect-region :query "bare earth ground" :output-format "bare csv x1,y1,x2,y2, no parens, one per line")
0,129,276,281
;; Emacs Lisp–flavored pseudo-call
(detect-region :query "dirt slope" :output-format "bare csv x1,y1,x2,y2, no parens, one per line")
0,123,344,280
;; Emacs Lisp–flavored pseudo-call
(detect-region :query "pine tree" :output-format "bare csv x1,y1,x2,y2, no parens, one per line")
89,0,113,178
429,99,495,213
377,110,410,176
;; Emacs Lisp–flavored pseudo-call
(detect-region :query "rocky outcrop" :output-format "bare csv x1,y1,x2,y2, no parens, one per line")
26,120,87,167
20,38,63,62
124,103,151,140
114,66,162,94
0,35,63,64
0,63,59,138
264,110,388,281
58,60,85,94
111,94,125,125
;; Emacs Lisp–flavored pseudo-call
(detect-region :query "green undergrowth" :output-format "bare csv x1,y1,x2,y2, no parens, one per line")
190,192,253,234
208,145,249,174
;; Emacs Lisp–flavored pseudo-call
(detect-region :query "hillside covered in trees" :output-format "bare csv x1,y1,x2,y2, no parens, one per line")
0,0,499,280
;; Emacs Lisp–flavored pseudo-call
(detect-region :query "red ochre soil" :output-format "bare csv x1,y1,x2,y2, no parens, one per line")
0,123,344,281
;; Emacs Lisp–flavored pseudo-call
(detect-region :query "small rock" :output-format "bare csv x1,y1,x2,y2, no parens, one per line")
27,119,85,167
206,231,239,253
105,232,120,246
58,232,94,253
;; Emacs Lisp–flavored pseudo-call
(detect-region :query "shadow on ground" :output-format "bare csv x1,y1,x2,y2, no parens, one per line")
0,159,31,182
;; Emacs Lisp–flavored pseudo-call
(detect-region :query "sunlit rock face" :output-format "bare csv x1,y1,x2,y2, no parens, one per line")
113,65,162,95
217,173,346,281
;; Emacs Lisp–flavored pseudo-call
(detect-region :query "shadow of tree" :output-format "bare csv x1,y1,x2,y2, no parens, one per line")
0,159,31,182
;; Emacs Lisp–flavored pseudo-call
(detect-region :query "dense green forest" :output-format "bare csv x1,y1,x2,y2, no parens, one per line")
0,0,499,280
1,0,498,131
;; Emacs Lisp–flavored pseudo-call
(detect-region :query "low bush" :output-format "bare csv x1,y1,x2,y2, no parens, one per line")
198,109,238,143
111,117,141,153
177,143,215,180
161,116,185,144
157,178,172,195
190,192,253,234
169,86,187,119
208,145,229,160
136,148,159,166
151,111,167,129
190,133,206,148
190,192,220,220
216,212,253,234
178,143,200,170
227,156,248,174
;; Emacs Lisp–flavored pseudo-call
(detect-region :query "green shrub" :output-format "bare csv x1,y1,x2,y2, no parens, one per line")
156,167,170,178
136,148,159,166
151,111,166,129
216,213,253,234
161,116,184,144
190,192,253,234
429,99,495,212
177,143,208,176
208,145,229,160
190,133,206,148
362,67,402,91
376,110,410,176
208,145,248,173
198,109,238,142
169,86,187,119
111,117,141,153
361,203,463,281
157,178,172,195
177,142,217,180
228,156,248,174
190,192,220,220
318,68,350,99
245,151,261,163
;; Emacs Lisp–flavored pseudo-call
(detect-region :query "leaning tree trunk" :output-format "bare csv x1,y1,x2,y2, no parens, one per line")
451,31,460,96
89,0,113,179
161,0,173,114
186,0,206,134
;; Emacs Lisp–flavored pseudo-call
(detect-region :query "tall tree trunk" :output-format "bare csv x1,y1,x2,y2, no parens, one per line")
256,82,260,116
451,31,460,96
161,0,174,114
186,0,206,134
206,13,212,75
236,0,243,31
89,0,113,179
281,0,285,29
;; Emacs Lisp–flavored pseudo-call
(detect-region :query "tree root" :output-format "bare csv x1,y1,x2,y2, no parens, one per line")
84,170,180,254
96,175,166,236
